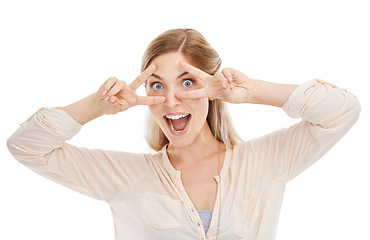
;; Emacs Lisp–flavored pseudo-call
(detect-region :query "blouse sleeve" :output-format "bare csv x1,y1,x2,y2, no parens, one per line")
247,79,361,182
7,107,149,202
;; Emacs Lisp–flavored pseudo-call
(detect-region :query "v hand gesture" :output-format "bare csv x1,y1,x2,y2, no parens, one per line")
97,65,165,115
177,62,256,104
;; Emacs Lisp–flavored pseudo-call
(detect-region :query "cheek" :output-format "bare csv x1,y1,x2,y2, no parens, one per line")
186,98,209,117
186,97,208,104
148,105,161,121
189,98,208,108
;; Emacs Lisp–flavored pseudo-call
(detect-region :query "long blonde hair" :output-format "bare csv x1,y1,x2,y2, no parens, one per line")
142,28,242,151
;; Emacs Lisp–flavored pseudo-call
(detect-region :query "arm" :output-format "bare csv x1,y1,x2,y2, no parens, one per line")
7,107,147,201
7,66,165,201
59,93,103,125
228,70,361,181
248,79,361,181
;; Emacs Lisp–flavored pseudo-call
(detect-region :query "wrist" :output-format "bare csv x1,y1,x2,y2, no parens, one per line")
246,80,298,107
61,93,104,125
88,93,105,117
244,79,259,104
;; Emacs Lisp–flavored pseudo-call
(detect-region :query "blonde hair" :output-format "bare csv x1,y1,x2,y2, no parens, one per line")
142,28,242,151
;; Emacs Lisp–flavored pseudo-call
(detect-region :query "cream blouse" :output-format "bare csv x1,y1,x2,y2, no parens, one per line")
7,79,360,240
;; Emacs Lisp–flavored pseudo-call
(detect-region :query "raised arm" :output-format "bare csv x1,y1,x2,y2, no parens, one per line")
7,65,165,201
251,79,361,181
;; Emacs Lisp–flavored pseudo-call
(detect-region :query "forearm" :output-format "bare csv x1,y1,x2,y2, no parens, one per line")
248,80,298,107
60,93,103,125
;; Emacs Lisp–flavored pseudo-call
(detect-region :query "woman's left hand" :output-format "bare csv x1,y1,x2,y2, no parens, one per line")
177,62,256,103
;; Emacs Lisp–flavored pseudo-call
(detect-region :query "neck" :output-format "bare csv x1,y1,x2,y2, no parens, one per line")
166,124,226,168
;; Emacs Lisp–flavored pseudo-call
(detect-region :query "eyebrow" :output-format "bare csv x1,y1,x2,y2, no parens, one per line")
150,72,189,80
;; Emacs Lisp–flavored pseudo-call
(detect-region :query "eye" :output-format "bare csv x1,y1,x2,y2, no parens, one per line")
182,79,193,87
151,82,163,90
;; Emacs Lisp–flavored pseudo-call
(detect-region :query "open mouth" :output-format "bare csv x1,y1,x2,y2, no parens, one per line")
163,113,192,135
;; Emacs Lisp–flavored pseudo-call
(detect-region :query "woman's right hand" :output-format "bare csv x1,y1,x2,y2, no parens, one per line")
96,65,165,115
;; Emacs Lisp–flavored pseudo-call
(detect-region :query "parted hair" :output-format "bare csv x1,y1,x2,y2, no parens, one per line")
142,28,242,151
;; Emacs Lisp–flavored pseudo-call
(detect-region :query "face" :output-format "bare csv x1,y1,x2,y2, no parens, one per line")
146,52,210,148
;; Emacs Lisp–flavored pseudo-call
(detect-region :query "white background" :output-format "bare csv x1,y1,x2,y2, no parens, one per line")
1,0,369,239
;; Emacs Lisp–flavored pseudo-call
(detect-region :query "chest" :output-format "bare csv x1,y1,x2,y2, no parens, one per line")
180,168,220,211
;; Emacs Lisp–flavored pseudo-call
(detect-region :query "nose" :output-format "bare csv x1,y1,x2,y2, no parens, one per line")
164,88,181,108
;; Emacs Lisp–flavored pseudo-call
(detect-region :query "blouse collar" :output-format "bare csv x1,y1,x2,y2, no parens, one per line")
158,143,231,181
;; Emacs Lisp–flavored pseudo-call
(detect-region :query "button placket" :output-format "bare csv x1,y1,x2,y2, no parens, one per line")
206,185,222,238
171,170,208,238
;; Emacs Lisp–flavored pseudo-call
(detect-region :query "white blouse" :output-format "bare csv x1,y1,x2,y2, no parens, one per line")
7,79,360,239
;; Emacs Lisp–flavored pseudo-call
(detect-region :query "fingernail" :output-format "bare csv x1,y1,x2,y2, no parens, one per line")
228,76,233,81
104,96,110,102
103,90,107,96
110,98,116,103
230,83,234,89
222,83,228,88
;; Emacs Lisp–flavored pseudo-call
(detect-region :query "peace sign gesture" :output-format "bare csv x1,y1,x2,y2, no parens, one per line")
176,62,256,104
97,65,166,114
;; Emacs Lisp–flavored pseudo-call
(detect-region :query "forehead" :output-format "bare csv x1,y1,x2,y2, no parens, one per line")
150,52,191,78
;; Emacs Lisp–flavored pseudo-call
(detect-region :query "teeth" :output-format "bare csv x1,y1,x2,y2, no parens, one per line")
168,118,189,133
169,120,180,132
166,113,189,120
165,114,190,133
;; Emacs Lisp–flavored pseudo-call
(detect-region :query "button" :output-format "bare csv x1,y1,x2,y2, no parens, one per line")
197,223,201,227
213,211,218,215
191,208,195,212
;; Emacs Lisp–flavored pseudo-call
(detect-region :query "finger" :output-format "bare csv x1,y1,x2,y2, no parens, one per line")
136,96,166,106
175,89,208,99
102,77,119,96
129,64,157,90
222,68,234,82
106,80,126,97
315,78,338,88
221,68,234,89
105,96,124,113
108,95,118,103
179,62,211,83
214,71,229,89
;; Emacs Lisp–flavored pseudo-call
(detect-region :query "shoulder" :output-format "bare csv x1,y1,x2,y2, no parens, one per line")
230,141,251,158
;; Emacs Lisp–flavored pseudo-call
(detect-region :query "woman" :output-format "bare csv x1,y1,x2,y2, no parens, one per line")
7,29,360,240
